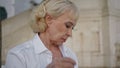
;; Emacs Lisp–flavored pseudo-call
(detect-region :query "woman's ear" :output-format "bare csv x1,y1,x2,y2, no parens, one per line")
45,14,53,26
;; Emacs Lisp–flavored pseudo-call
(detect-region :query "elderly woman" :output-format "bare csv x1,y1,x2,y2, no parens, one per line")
5,0,79,68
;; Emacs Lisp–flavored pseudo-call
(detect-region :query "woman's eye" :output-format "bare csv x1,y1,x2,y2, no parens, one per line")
65,22,74,29
65,24,71,28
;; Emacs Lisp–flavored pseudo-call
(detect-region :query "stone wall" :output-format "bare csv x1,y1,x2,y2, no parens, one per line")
65,0,120,67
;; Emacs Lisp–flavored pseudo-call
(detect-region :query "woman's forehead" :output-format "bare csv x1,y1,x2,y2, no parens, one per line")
64,11,77,22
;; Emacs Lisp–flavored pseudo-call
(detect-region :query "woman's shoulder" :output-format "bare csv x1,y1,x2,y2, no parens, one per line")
8,40,34,55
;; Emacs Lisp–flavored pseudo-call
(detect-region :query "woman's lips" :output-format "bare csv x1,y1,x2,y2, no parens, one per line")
62,38,67,42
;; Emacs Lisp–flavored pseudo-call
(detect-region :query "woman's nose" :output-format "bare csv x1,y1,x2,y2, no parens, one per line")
67,28,72,37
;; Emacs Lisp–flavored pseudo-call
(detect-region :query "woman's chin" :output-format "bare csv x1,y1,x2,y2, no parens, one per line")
56,42,64,46
53,40,65,46
59,41,66,45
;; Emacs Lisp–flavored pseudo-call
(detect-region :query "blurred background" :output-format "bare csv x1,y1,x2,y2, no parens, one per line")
0,0,120,68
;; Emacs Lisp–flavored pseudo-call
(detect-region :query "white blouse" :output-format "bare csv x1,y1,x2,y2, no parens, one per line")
5,34,78,68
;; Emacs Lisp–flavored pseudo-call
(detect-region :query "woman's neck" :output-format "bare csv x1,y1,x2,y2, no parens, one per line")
39,32,59,50
39,33,63,58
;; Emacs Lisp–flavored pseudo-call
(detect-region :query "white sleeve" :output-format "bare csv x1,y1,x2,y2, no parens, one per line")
5,52,25,68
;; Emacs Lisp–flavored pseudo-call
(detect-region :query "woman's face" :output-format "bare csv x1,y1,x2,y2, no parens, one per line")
47,12,76,46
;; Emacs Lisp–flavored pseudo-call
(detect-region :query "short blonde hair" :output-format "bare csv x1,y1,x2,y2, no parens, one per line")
30,0,79,33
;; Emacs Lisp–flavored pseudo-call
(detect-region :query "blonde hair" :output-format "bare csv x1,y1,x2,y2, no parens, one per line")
30,0,79,33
